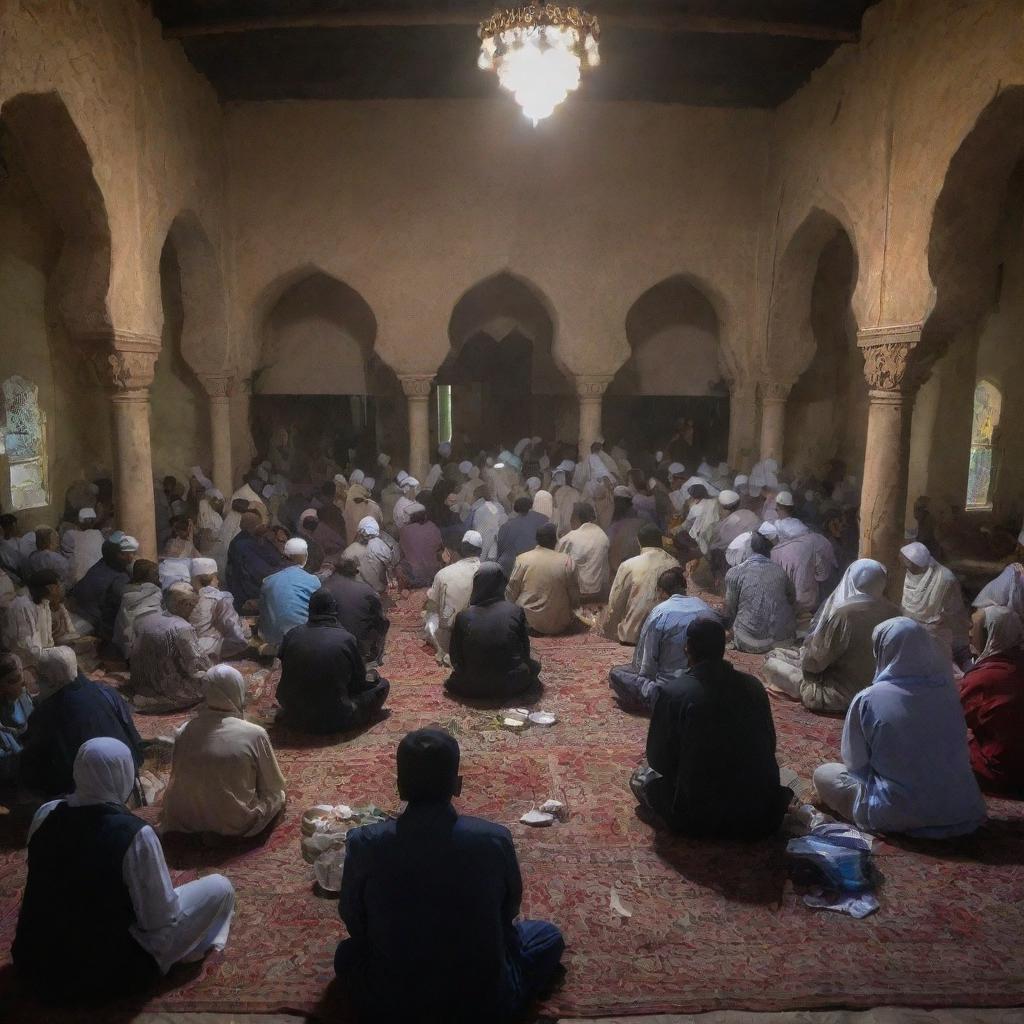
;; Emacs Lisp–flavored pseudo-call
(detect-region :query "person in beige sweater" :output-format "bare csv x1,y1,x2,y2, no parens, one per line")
603,525,680,645
506,524,579,635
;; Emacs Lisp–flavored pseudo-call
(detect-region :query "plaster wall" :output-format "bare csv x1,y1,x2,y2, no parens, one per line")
225,100,770,382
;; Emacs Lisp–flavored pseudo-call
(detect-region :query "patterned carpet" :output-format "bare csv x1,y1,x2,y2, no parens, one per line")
1,589,1024,1020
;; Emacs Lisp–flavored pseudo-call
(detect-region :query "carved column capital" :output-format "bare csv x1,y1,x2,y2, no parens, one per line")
759,379,794,404
575,374,613,400
79,329,161,393
857,323,923,393
197,373,235,400
399,374,435,399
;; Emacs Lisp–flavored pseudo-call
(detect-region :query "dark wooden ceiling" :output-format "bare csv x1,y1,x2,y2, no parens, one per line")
153,1,879,108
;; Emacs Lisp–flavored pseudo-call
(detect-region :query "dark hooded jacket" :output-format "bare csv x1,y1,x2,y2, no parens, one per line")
446,563,539,700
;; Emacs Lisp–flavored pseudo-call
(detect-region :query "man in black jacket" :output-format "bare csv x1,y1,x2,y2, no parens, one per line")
322,555,390,666
631,617,791,839
275,590,389,733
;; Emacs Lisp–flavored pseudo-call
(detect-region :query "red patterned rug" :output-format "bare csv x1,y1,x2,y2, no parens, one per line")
2,590,1024,1020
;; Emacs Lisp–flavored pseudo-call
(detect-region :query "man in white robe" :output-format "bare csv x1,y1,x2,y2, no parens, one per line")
65,508,105,585
189,557,252,659
392,475,422,531
469,486,508,561
550,465,581,539
3,570,76,668
422,530,483,659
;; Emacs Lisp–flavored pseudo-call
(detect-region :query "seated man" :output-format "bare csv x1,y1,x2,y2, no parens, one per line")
335,728,564,1024
960,606,1024,793
129,587,212,713
258,538,321,653
162,665,287,837
65,506,104,586
763,559,897,713
189,556,252,660
22,526,71,587
277,590,389,733
19,646,144,797
603,524,679,645
609,566,721,713
163,514,199,559
323,555,390,666
68,538,132,633
447,563,542,702
722,532,797,654
422,530,483,659
506,523,578,636
769,493,836,617
3,569,77,667
113,559,163,659
813,617,986,838
496,496,550,579
396,503,444,589
631,618,792,838
556,502,611,602
225,512,288,613
342,516,399,596
0,653,34,785
14,737,235,998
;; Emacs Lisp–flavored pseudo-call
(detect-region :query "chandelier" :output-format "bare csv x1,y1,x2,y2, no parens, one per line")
478,4,601,125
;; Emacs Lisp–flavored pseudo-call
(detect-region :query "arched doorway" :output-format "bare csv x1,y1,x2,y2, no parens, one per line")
0,93,113,520
607,276,727,463
439,273,573,449
766,208,863,481
251,270,402,478
908,87,1024,550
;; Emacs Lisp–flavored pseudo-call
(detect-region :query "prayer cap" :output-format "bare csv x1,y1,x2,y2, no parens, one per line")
462,529,483,548
718,490,740,506
350,469,365,485
758,521,779,541
526,477,541,491
284,537,308,557
362,476,376,491
403,477,420,490
358,516,380,537
613,485,632,498
118,535,140,553
396,470,409,485
301,508,319,523
79,507,97,521
776,491,795,507
734,474,749,489
668,463,685,477
205,487,224,501
458,460,473,475
554,460,576,474
334,473,347,484
407,502,427,515
191,557,218,576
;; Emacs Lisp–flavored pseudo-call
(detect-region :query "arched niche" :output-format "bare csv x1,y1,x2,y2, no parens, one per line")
0,93,114,517
607,275,728,461
908,88,1024,529
250,271,402,474
438,273,573,449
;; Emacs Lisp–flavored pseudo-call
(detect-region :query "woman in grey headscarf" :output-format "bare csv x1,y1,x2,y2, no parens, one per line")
13,737,235,997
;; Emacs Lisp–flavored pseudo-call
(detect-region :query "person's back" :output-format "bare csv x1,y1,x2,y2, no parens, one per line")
259,554,320,648
70,548,127,628
323,566,388,660
507,526,576,635
645,632,789,838
557,507,610,599
724,552,797,653
603,532,678,645
496,501,548,578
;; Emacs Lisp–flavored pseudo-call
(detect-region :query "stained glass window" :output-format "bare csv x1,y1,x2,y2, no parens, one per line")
966,379,1000,509
2,375,48,511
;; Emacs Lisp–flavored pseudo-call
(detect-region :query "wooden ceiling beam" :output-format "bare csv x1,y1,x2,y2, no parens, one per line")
163,9,858,44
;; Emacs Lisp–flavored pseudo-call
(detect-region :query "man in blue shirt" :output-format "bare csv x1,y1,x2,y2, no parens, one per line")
335,728,565,1023
258,537,320,653
609,566,721,713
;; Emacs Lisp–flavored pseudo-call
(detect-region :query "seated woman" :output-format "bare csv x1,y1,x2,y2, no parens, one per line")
763,559,897,713
446,562,541,701
960,606,1024,793
972,561,1024,620
899,541,972,669
13,737,235,998
0,653,33,785
276,590,390,733
162,665,287,838
813,617,986,838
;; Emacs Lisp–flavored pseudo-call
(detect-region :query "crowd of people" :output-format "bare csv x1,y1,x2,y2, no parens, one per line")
2,433,1023,1022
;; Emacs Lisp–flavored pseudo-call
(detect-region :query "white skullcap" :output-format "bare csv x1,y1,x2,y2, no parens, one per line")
613,485,632,498
403,477,420,491
301,508,319,523
406,502,427,515
284,537,308,557
718,490,740,506
776,491,795,507
334,473,347,484
462,530,483,548
79,507,97,521
526,477,541,491
350,469,365,485
118,535,139,553
358,516,380,537
668,463,686,476
191,557,218,576
734,475,749,488
205,487,224,501
396,470,409,485
458,460,473,475
554,460,576,474
362,476,376,491
758,521,779,541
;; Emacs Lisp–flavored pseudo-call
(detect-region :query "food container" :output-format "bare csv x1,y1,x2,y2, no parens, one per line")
500,708,530,730
528,711,557,726
520,809,555,827
301,804,354,837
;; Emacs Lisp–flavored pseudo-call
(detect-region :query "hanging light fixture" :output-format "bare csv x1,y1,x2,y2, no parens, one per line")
478,3,601,125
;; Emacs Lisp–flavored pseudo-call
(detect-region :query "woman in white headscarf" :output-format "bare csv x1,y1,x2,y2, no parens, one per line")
681,483,721,557
13,737,236,997
813,617,986,838
764,559,899,713
162,665,287,838
900,541,972,668
973,561,1024,620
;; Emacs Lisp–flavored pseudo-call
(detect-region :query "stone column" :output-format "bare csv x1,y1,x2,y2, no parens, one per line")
399,374,434,482
758,379,792,463
90,333,160,559
198,374,234,497
727,378,758,471
229,377,255,486
576,375,612,455
858,324,921,578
